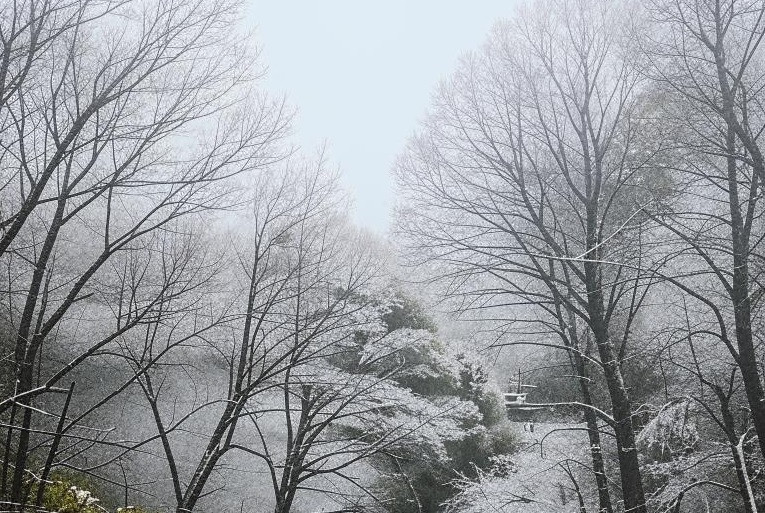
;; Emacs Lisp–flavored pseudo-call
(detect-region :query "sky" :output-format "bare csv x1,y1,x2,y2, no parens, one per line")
245,1,516,234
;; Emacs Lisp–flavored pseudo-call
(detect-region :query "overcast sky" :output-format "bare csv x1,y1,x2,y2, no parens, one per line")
245,1,515,234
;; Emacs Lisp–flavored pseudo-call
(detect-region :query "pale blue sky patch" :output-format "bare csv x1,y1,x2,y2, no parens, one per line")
245,1,515,233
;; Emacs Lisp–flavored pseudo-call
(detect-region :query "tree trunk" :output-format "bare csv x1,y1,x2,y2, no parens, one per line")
9,180,69,509
716,387,758,513
583,177,645,512
724,127,765,463
595,336,645,513
584,257,645,512
575,354,614,513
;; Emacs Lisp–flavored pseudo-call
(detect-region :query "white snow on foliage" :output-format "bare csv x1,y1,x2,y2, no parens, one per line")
636,400,699,462
444,422,595,513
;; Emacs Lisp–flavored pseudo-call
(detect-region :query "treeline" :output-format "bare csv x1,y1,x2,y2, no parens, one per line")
395,0,765,512
0,1,514,513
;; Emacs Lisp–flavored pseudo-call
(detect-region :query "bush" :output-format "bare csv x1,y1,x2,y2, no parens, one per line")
486,423,518,456
475,392,506,428
28,471,157,513
37,480,105,513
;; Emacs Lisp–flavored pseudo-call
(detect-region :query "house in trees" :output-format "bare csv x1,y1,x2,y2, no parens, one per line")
504,371,546,422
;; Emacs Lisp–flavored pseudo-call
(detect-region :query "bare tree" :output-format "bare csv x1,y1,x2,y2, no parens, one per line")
0,0,289,509
9,226,235,509
395,1,661,510
240,348,404,513
130,161,392,512
641,0,765,468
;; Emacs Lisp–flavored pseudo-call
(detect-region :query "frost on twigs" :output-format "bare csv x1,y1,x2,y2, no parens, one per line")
638,401,744,513
442,423,593,513
637,400,699,463
487,454,518,477
642,449,748,513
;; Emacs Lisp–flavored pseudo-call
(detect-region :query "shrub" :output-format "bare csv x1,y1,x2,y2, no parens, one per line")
486,423,518,456
37,480,105,513
28,471,157,513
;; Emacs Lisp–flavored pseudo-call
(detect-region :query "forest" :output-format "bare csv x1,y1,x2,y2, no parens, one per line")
1,0,765,512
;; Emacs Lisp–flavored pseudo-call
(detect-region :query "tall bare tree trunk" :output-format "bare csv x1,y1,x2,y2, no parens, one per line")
574,353,614,513
585,208,645,512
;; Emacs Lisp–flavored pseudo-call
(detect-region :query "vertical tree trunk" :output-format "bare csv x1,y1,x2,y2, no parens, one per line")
10,181,69,510
34,382,75,508
716,387,757,513
584,232,645,512
723,127,765,464
575,355,614,513
593,333,645,513
557,267,614,513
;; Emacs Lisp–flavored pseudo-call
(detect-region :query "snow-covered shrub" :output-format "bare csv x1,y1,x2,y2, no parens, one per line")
442,425,594,513
485,422,519,456
37,481,106,513
27,471,159,513
637,400,699,462
487,454,518,477
642,448,746,513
